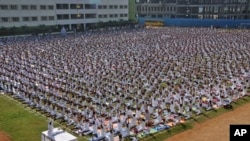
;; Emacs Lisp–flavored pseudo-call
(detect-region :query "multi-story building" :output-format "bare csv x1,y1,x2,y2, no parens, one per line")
0,0,129,30
136,0,250,27
136,0,177,18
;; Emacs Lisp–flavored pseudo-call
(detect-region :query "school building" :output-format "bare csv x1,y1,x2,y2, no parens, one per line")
136,0,250,28
0,0,129,30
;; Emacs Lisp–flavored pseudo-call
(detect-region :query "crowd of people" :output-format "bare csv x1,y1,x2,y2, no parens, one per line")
0,27,250,141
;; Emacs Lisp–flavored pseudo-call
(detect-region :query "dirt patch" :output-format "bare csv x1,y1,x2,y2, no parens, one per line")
165,103,250,141
0,131,11,141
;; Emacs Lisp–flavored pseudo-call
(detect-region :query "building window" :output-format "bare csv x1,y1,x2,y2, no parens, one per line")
77,14,82,18
231,6,235,12
114,5,118,9
120,14,124,17
213,15,218,19
85,4,96,9
224,6,229,12
21,5,29,10
56,4,69,9
199,7,203,13
139,14,146,17
10,5,18,10
48,16,54,20
124,5,128,9
237,6,241,12
114,14,118,18
0,5,8,10
103,5,107,9
48,5,54,10
124,14,128,17
214,6,218,13
30,5,37,10
71,14,83,19
31,17,38,21
85,13,96,19
198,14,203,19
77,4,82,9
57,14,69,20
120,5,123,9
1,17,8,22
41,16,47,21
70,4,83,9
109,5,113,9
110,14,113,18
40,5,46,10
12,17,19,22
98,15,103,18
23,17,30,21
103,14,107,18
98,5,102,9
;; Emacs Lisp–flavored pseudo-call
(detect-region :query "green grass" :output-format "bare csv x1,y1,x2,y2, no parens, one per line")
0,95,47,141
0,94,87,141
1,94,250,141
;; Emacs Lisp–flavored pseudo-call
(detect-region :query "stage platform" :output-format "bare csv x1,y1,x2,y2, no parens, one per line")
41,128,77,141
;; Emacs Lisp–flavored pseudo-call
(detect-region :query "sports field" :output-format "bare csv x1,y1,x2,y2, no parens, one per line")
1,93,250,141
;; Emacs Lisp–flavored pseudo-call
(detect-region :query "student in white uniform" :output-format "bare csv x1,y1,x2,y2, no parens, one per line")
129,114,137,128
48,118,54,137
137,118,146,132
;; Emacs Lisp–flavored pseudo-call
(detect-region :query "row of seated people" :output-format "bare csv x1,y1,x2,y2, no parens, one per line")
1,27,250,140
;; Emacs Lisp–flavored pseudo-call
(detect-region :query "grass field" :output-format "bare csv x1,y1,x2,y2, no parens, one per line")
0,94,48,141
0,94,87,141
0,93,250,141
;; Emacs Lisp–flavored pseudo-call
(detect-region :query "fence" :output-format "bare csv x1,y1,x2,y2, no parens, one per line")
138,18,250,28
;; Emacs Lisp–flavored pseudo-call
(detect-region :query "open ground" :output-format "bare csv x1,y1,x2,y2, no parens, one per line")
165,101,250,141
